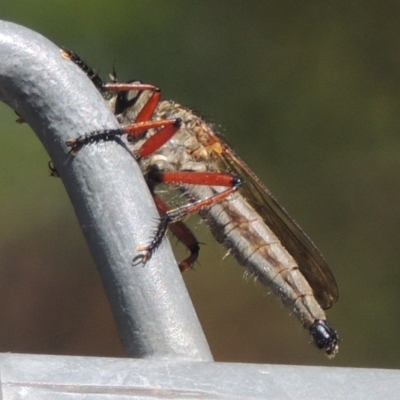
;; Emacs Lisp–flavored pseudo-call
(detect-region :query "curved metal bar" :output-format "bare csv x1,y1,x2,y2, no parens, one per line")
0,20,212,361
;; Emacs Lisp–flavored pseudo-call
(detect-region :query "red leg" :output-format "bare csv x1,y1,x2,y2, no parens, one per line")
134,119,182,159
67,82,181,157
153,196,200,272
137,171,242,265
159,171,237,187
122,89,182,158
66,118,181,156
103,82,162,123
123,118,180,140
134,90,161,123
163,183,239,222
104,82,158,92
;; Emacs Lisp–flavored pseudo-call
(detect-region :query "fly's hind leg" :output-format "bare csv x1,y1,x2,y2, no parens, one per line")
136,171,242,266
152,195,200,272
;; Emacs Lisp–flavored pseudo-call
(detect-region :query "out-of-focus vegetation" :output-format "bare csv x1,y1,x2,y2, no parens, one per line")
0,1,400,367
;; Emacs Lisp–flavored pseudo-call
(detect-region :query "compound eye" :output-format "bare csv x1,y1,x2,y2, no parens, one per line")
115,79,143,114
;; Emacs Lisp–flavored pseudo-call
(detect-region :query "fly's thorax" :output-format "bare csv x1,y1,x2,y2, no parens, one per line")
136,102,222,176
138,130,213,175
154,101,224,162
112,93,223,173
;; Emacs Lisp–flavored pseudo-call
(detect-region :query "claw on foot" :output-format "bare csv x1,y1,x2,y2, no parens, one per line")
132,246,152,267
65,138,81,156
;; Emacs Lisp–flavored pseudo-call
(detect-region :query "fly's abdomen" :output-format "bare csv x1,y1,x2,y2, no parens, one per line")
189,184,333,338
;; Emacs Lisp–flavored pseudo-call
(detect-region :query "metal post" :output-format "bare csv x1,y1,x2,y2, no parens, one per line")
0,20,212,362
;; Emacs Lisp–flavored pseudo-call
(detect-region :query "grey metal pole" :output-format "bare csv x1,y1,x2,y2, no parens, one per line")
0,20,212,361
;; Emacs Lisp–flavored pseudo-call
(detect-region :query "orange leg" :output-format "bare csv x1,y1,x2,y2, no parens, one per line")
153,196,200,272
66,118,182,156
67,81,182,157
137,171,242,265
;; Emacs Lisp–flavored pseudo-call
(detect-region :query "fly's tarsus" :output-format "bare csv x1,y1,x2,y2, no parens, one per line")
61,48,105,93
135,237,200,272
132,253,150,268
66,128,125,156
136,215,172,266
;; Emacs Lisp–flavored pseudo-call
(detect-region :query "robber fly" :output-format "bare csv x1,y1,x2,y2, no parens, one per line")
62,49,339,357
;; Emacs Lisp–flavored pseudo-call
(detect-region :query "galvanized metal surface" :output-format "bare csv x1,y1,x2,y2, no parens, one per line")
0,20,212,362
0,353,399,400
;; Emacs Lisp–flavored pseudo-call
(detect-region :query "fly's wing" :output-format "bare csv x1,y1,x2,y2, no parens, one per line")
214,140,339,309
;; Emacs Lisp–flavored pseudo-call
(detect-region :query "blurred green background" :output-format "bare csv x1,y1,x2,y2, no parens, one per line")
0,1,399,368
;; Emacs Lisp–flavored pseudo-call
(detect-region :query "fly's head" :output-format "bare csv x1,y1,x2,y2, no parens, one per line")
309,319,339,358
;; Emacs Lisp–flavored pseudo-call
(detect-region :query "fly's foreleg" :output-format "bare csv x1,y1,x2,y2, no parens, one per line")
66,118,181,156
61,48,160,97
136,171,242,266
65,79,183,156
